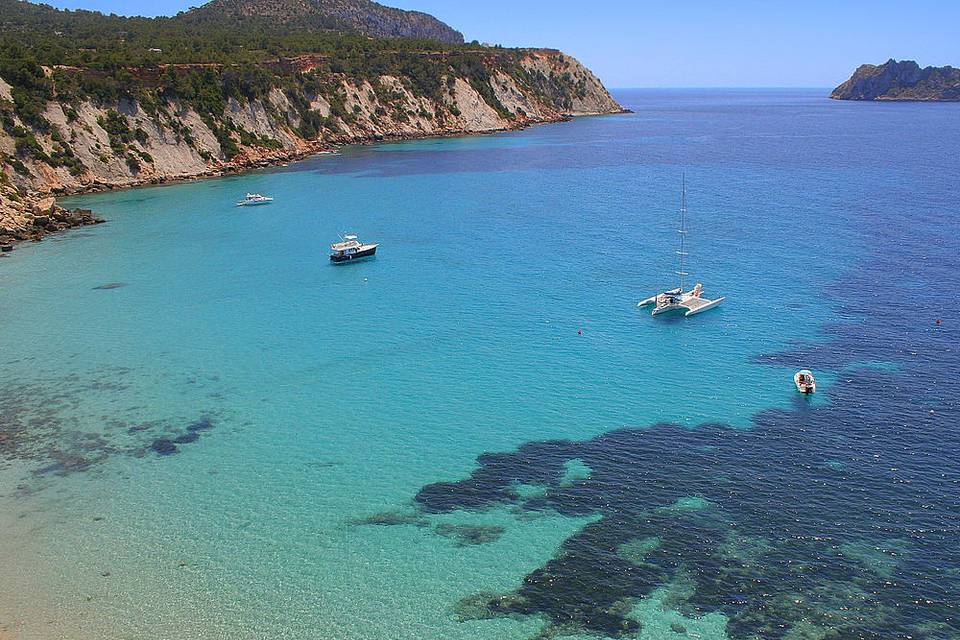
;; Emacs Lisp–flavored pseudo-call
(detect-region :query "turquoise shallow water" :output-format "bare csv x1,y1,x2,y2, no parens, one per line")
1,89,958,639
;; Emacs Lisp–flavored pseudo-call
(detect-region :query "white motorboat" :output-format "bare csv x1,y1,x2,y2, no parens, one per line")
236,193,274,207
794,370,816,394
638,176,725,317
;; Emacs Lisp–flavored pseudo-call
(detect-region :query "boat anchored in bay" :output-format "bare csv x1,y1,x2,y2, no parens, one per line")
330,234,379,263
236,193,274,207
794,370,817,394
638,176,725,317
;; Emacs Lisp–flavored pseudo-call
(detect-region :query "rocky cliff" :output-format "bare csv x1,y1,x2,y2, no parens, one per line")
831,59,960,101
0,49,623,244
0,183,102,247
0,0,625,245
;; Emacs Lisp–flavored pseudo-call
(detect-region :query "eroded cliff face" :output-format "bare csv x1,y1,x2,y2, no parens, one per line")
519,50,622,115
0,50,621,242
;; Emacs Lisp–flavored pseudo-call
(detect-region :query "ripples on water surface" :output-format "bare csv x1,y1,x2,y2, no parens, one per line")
0,89,958,639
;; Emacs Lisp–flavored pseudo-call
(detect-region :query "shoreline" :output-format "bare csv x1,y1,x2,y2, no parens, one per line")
1,112,629,249
52,109,635,198
2,44,628,249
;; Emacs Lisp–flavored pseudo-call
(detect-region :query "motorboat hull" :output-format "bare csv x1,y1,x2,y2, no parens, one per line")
330,245,378,263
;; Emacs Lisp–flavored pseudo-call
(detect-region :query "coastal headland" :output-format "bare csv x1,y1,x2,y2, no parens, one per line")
0,0,625,245
831,59,960,101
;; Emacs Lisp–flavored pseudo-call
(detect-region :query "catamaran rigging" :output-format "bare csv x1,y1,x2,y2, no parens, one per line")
638,175,725,317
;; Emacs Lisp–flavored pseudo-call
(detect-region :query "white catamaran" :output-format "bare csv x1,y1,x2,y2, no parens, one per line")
638,176,725,317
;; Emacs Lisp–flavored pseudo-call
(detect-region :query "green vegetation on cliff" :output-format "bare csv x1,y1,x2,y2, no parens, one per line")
0,0,539,150
0,0,620,199
183,0,464,44
1,0,622,241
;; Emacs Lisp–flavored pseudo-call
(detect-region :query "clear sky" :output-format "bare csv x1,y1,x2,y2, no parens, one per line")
47,0,960,88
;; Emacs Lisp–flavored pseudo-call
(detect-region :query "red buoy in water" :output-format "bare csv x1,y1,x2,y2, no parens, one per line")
936,319,942,326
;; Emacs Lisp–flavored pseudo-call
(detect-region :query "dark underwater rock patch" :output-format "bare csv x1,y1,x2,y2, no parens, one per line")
349,510,429,528
30,448,103,476
454,591,531,622
148,418,215,456
1,367,225,488
33,461,68,476
187,417,214,433
413,377,959,639
434,523,505,547
0,369,131,467
173,432,200,444
410,208,960,639
149,438,178,456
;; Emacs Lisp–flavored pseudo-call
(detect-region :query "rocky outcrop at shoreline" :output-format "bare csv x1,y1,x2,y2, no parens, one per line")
0,184,103,246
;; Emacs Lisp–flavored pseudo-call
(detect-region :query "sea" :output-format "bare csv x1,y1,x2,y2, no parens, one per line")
1,89,958,640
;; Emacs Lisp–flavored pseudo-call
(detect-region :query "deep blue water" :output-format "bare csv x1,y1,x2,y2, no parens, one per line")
0,89,958,639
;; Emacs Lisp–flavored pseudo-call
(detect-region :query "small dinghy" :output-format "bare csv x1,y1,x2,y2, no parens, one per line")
794,370,816,394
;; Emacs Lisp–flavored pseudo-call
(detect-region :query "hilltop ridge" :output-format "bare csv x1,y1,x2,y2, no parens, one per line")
179,0,464,44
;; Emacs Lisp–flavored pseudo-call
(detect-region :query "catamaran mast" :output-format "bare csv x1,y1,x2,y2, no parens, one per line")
676,174,689,291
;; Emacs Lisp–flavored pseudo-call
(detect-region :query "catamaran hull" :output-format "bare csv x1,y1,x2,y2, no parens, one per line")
683,296,725,316
650,304,686,316
647,296,725,317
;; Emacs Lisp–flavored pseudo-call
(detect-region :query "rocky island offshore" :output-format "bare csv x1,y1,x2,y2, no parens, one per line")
831,59,960,101
0,0,624,246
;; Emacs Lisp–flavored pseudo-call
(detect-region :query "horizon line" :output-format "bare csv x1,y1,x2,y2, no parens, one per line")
609,86,833,90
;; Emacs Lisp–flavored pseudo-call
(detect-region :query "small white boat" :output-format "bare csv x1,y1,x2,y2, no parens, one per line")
236,193,274,207
794,370,816,394
638,176,725,317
